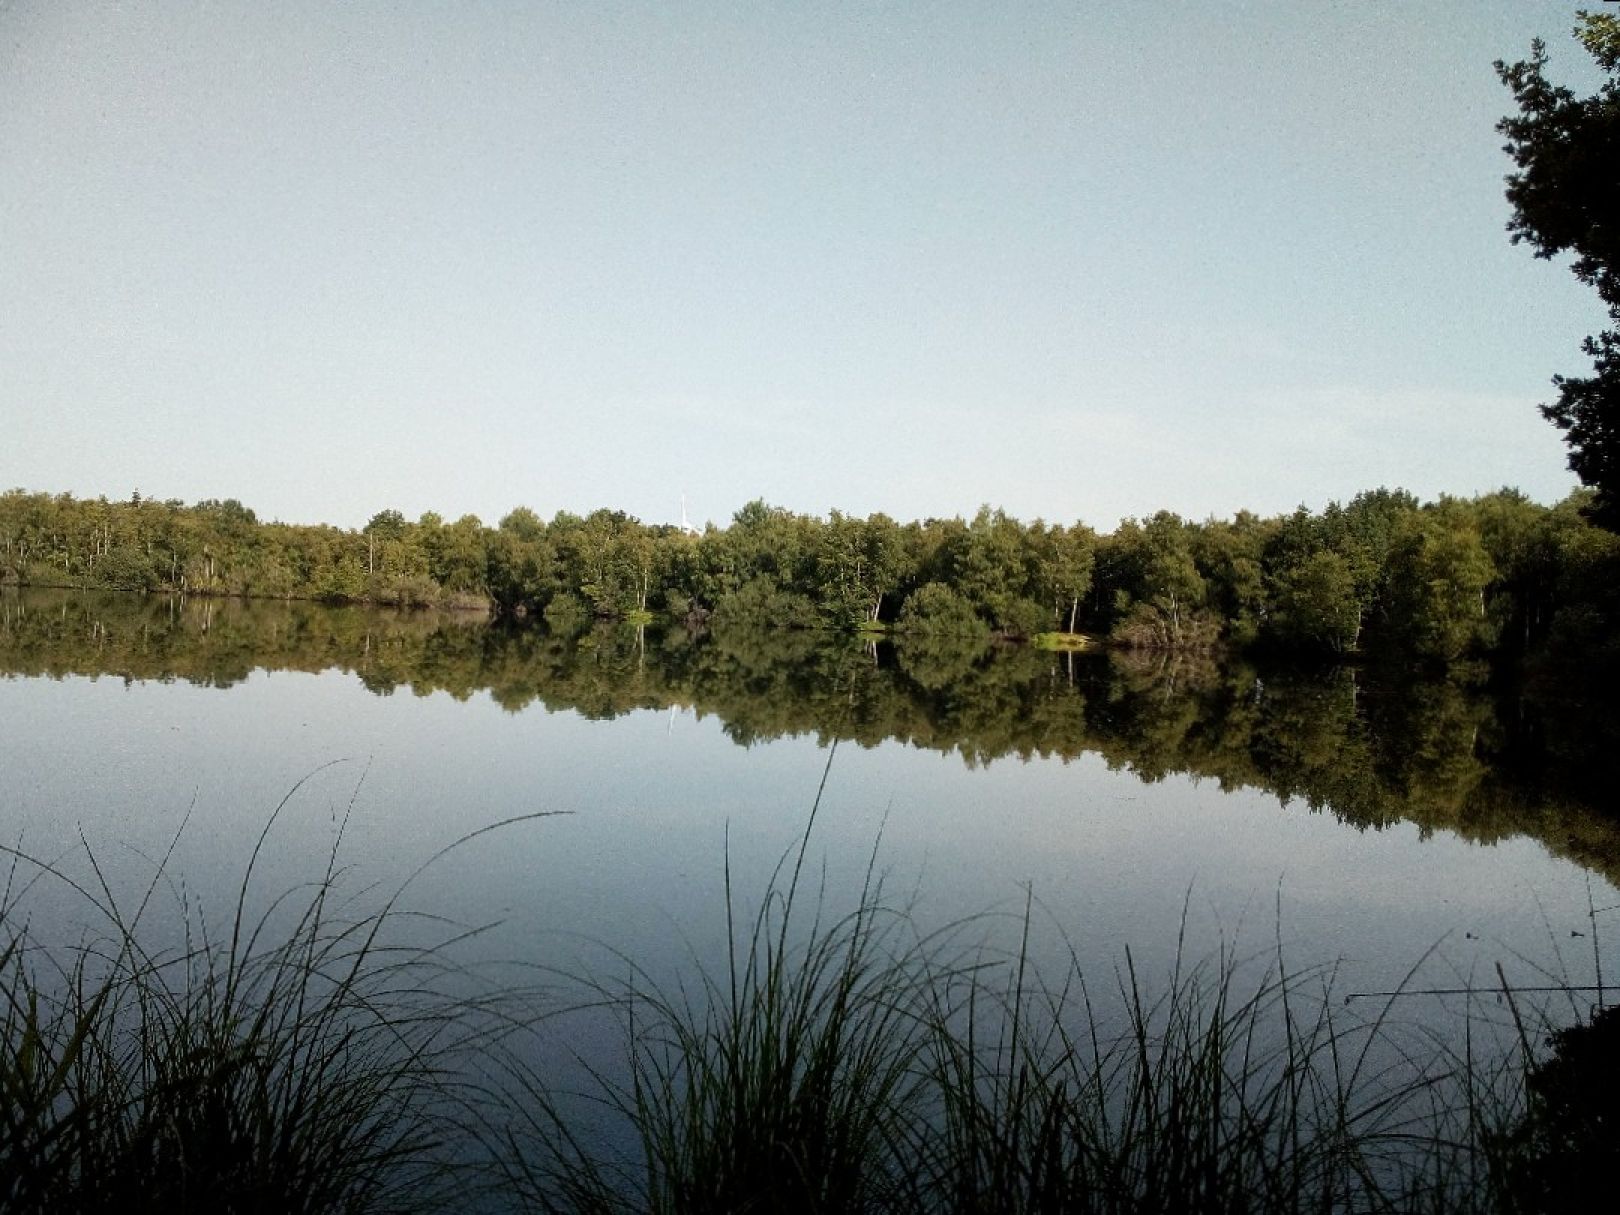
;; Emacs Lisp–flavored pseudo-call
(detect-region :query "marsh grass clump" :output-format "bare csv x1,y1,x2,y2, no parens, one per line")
0,780,550,1214
0,907,455,1214
499,770,941,1214
490,739,1557,1215
1,763,1606,1214
500,859,1565,1215
906,910,1519,1215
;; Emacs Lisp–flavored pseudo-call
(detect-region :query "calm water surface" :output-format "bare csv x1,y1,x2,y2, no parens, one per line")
3,588,1616,1017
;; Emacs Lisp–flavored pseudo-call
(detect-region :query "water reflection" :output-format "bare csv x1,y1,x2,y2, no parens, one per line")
2,586,1616,885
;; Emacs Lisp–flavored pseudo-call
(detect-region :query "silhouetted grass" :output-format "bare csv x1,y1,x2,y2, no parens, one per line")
501,897,1557,1214
496,748,943,1214
490,754,1580,1215
904,904,1528,1215
2,767,1609,1213
0,774,558,1214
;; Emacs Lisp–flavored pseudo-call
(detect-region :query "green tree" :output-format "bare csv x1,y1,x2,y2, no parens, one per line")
701,501,820,627
1268,550,1362,653
486,527,556,613
1035,522,1096,634
362,509,407,575
1471,489,1562,653
91,546,159,592
895,581,985,637
949,507,1045,636
1542,490,1620,668
499,506,546,543
1498,13,1620,527
1385,511,1497,661
816,511,905,627
1194,512,1270,646
1110,512,1211,648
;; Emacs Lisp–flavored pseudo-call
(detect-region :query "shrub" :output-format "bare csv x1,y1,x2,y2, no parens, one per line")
896,582,986,638
91,548,158,593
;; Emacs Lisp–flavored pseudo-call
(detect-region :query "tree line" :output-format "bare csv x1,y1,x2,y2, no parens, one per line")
2,484,1617,664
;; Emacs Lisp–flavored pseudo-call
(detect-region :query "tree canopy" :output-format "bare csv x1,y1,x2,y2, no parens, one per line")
1497,11,1620,527
4,483,1618,669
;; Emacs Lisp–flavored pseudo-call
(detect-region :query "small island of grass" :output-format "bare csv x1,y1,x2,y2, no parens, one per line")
1033,630,1095,651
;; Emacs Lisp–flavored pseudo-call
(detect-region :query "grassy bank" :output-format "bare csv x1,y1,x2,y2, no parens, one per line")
1,799,1610,1213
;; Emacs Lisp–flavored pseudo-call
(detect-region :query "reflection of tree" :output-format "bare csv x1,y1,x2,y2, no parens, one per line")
4,588,1619,885
894,633,992,692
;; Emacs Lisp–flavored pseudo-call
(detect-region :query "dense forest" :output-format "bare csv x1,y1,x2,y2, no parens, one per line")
3,485,1618,666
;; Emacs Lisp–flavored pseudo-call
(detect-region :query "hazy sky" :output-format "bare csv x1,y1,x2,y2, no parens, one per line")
0,1,1607,531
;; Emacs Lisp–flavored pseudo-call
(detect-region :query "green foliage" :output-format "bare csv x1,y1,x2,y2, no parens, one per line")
487,528,557,614
939,507,1049,635
13,586,1620,889
4,485,1618,665
1035,522,1097,634
1498,16,1620,527
364,508,407,538
896,582,988,637
542,592,591,633
91,547,158,593
1267,549,1363,653
1384,511,1498,661
816,510,905,627
1102,513,1221,649
1031,630,1092,650
315,556,367,604
1524,493,1620,686
708,576,821,631
1194,514,1269,646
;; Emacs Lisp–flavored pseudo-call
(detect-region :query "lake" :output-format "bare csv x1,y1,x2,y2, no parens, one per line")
4,584,1615,1025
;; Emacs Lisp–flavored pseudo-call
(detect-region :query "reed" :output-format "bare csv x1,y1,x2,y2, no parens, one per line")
492,788,1573,1214
0,777,553,1214
2,774,1609,1213
903,905,1519,1214
499,750,942,1213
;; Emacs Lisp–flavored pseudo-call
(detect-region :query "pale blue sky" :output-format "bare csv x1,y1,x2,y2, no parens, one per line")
0,1,1606,530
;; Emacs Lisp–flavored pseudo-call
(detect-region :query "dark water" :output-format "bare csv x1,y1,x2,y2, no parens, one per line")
2,586,1616,1013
